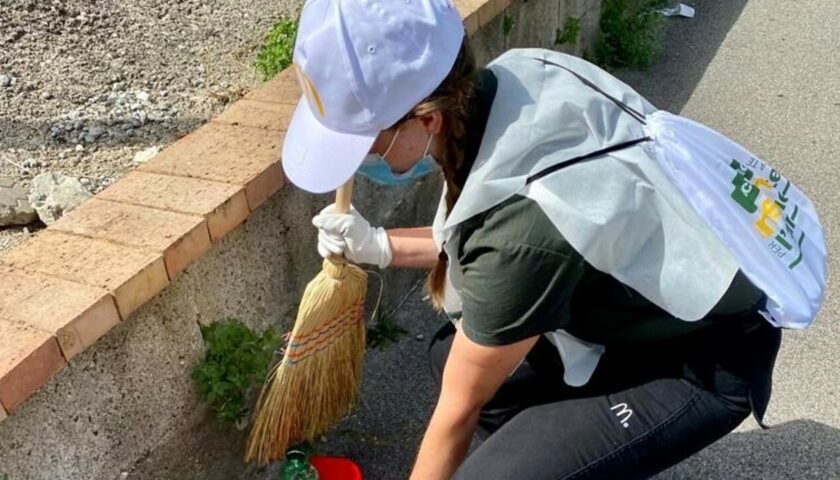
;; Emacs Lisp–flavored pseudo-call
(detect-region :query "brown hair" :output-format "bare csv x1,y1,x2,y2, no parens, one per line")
398,36,478,310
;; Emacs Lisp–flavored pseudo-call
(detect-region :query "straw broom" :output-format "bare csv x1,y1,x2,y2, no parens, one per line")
245,178,367,464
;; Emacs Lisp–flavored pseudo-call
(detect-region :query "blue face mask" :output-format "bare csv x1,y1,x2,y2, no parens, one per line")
356,128,439,186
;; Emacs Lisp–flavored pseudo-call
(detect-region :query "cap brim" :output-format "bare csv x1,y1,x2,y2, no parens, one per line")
282,98,377,194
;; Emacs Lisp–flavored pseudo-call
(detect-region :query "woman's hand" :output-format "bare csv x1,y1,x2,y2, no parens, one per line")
313,204,439,269
410,326,539,479
313,203,393,268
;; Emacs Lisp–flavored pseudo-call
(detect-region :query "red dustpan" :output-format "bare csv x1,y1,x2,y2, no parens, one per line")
310,456,363,480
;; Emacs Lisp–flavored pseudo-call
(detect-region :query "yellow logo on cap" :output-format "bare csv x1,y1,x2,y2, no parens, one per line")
295,64,326,118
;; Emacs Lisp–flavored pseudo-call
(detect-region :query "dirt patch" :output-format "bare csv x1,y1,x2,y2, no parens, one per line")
0,0,300,251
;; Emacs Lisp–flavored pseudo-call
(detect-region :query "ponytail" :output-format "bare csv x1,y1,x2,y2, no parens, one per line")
403,37,478,310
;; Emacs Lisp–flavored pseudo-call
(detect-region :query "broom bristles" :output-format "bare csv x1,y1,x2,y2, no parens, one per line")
245,259,367,464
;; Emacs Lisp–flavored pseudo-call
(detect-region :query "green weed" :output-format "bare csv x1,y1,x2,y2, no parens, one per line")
255,15,299,80
594,0,670,69
192,319,282,426
555,16,581,46
366,313,408,350
503,15,515,36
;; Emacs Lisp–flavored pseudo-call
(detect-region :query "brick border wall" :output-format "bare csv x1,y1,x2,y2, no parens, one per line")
0,0,600,424
0,69,299,419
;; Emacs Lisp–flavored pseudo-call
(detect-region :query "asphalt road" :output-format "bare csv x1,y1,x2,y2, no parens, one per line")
319,1,840,478
618,1,840,478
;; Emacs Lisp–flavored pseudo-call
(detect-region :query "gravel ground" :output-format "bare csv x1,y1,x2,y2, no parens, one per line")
0,0,300,254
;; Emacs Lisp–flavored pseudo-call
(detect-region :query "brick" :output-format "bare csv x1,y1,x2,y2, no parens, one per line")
455,0,484,17
205,189,251,239
214,99,296,131
244,67,302,105
0,320,66,412
455,0,483,34
138,122,285,211
464,11,480,36
479,0,511,29
0,266,120,360
50,198,211,279
2,231,168,319
244,162,284,211
97,171,249,241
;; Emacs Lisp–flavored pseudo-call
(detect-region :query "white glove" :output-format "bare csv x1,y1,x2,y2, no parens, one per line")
312,204,393,268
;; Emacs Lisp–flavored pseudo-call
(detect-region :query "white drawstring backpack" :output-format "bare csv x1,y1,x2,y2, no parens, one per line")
530,56,828,330
644,111,827,329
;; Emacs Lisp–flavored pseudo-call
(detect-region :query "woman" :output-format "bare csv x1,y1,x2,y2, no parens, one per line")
283,1,825,478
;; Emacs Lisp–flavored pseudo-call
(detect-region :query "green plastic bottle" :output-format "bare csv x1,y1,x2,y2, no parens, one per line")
280,446,319,480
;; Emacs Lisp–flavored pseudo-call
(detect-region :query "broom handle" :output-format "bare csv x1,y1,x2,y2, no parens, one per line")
327,178,354,265
335,177,353,214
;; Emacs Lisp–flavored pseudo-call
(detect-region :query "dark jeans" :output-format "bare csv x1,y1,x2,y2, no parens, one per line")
427,315,782,480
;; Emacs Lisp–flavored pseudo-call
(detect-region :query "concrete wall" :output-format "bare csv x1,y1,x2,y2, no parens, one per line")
0,177,441,480
471,0,601,65
0,1,602,478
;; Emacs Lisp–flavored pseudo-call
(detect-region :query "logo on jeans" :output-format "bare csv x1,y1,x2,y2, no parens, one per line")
610,403,633,428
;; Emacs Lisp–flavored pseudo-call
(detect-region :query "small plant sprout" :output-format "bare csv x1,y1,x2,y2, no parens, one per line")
555,16,581,47
503,14,515,36
255,15,299,80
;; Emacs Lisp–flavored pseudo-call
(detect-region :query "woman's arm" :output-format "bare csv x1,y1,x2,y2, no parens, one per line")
386,227,439,269
410,326,540,479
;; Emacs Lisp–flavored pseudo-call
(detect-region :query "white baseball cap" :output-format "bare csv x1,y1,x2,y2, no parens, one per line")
281,0,465,193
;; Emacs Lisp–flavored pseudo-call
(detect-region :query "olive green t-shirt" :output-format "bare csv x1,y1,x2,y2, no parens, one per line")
457,195,764,347
454,69,764,347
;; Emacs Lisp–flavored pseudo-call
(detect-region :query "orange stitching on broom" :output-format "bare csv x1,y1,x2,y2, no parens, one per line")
287,303,361,346
287,300,364,342
286,317,356,351
285,317,364,364
286,316,359,351
286,307,361,344
286,313,361,357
